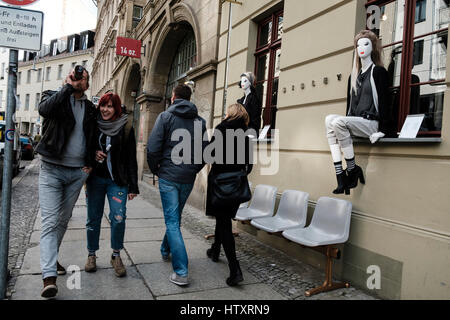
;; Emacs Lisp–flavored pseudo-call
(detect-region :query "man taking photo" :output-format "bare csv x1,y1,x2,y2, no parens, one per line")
36,67,97,298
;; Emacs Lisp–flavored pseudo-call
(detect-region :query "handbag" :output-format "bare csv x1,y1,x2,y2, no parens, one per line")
209,170,251,207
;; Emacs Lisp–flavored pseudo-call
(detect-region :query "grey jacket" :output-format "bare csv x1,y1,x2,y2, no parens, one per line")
146,99,208,184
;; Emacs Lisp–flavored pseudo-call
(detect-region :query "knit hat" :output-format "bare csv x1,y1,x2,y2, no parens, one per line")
240,72,255,86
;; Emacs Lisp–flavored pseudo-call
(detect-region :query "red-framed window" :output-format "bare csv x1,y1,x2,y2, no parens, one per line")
254,10,283,130
367,0,448,136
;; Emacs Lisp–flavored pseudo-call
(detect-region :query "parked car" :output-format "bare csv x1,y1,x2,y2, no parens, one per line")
0,121,22,183
20,135,34,160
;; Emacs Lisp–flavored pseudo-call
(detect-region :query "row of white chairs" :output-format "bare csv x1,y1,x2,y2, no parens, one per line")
234,184,352,297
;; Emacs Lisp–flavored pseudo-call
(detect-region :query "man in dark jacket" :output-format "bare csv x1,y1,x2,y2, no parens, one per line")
36,68,96,298
147,84,207,286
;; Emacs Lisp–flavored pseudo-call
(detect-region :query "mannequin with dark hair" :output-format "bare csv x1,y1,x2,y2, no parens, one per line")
325,30,390,195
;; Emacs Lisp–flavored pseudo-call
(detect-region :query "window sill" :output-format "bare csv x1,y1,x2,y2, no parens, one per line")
353,137,442,144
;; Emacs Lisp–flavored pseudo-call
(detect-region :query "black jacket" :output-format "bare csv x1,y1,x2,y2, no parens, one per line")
90,116,139,194
205,118,253,218
346,65,392,135
146,99,208,185
36,84,97,167
237,86,262,132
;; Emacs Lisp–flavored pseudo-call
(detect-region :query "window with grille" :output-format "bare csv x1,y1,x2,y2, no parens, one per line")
254,10,283,130
165,30,197,103
367,0,448,136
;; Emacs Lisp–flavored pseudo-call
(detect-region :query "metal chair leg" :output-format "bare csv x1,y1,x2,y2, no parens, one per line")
305,246,350,297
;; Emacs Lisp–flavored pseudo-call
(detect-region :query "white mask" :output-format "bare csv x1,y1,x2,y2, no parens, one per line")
357,37,373,60
240,77,251,91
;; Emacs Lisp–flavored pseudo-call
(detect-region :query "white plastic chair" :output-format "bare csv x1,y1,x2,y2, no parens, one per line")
250,190,309,233
282,197,352,297
235,185,277,221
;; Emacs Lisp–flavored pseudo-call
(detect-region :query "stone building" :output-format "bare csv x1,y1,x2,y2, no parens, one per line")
91,0,221,207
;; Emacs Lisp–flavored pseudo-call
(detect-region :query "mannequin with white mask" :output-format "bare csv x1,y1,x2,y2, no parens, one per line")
237,72,262,133
325,30,390,195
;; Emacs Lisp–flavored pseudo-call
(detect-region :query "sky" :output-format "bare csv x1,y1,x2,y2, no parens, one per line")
2,0,98,46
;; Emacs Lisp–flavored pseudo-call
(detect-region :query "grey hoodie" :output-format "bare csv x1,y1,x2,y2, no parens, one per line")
146,99,208,184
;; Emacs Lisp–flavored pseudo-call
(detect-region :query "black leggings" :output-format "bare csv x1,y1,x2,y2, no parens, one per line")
213,217,237,265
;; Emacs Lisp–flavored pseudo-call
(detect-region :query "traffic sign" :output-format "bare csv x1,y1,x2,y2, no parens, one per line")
0,5,43,51
116,37,141,58
1,0,39,6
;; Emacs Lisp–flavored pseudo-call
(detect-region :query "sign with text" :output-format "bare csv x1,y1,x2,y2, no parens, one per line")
0,5,43,50
116,37,141,58
1,0,39,6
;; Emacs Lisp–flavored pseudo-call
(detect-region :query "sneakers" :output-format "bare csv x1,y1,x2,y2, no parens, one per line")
85,255,97,273
57,261,66,275
169,272,189,286
41,276,58,298
111,256,127,277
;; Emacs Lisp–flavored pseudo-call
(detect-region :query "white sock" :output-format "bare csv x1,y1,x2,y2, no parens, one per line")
341,144,355,160
330,144,342,163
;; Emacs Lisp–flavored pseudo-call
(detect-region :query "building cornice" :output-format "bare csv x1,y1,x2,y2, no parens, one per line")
19,48,94,67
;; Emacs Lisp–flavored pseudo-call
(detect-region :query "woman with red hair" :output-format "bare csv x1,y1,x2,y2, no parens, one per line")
84,92,139,278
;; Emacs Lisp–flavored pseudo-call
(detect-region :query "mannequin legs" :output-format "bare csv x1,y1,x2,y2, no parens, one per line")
325,115,377,193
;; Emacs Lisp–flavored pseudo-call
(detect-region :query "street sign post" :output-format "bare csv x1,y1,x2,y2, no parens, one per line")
1,0,39,6
0,5,44,51
116,37,141,59
0,3,43,300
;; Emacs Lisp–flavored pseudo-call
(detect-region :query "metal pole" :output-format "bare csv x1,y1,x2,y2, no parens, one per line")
222,1,233,119
0,49,18,299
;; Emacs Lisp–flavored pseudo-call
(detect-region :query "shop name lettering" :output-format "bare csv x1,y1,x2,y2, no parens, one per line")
119,46,137,57
180,304,270,317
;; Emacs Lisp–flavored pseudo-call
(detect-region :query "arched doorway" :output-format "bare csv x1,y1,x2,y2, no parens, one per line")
165,28,197,109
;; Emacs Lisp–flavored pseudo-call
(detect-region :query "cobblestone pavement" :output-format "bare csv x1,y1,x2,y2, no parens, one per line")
4,159,40,298
139,182,378,300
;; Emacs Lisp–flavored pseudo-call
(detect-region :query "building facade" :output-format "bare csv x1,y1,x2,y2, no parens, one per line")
17,31,95,136
92,0,221,207
213,0,449,300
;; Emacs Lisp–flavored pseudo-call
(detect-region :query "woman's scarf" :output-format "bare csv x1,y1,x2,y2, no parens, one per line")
97,113,128,136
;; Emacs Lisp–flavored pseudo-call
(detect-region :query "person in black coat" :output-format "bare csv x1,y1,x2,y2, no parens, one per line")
84,92,139,278
237,72,262,134
205,103,253,287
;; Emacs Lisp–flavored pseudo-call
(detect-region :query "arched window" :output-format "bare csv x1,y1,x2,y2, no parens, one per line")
165,29,197,103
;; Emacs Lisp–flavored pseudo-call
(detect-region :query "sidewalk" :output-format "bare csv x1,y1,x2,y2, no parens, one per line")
10,179,376,300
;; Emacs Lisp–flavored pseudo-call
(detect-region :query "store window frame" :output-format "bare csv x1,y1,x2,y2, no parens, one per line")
254,10,283,131
366,0,448,137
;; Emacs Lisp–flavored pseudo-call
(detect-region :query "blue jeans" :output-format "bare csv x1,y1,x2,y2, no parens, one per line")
39,161,89,279
159,178,194,277
86,175,128,252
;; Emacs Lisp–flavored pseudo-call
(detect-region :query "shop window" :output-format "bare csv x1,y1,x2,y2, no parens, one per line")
254,10,283,131
368,0,448,136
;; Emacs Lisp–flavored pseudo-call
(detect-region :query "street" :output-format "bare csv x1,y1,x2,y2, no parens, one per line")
4,158,377,300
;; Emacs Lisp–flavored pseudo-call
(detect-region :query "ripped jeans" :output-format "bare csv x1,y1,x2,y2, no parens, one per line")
86,175,128,252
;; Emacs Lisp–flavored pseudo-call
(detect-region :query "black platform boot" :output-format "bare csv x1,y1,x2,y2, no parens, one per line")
226,261,243,286
333,171,350,195
206,243,220,262
347,165,365,189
